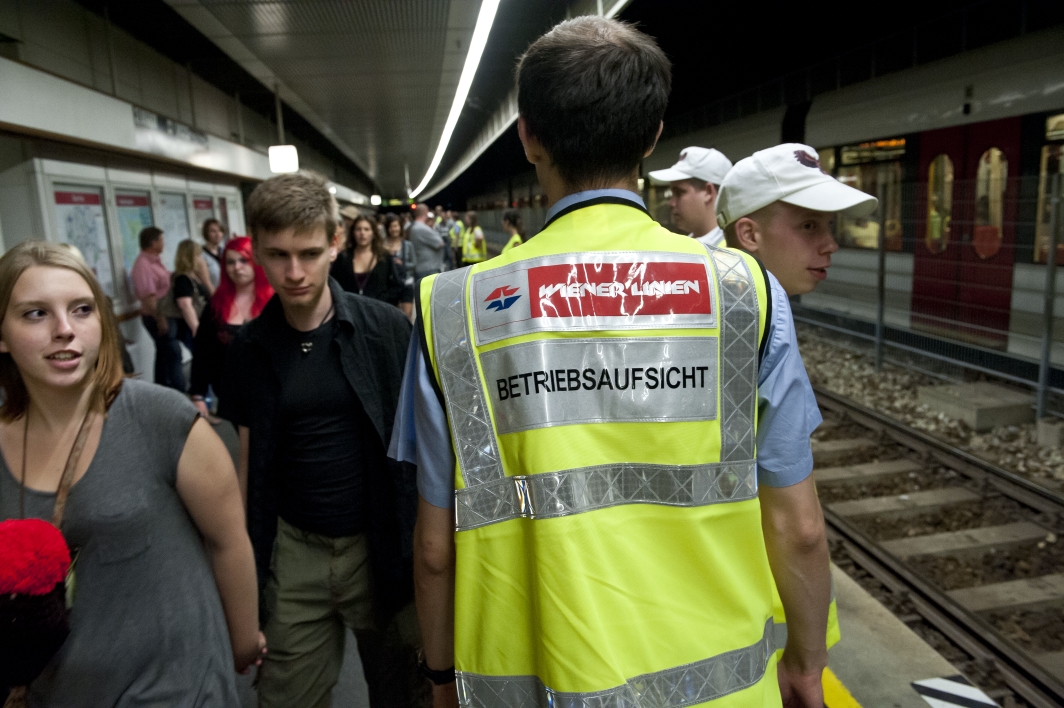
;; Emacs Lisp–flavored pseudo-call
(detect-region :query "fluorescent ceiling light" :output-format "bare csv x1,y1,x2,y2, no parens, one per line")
370,195,382,206
409,0,501,199
269,145,299,173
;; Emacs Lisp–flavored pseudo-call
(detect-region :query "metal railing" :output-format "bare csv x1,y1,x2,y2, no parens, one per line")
794,173,1064,420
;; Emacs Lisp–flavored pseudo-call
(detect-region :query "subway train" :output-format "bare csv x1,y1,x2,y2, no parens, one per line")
639,25,1064,364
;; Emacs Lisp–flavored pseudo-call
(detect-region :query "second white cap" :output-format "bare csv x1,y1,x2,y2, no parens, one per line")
716,143,878,228
648,146,732,185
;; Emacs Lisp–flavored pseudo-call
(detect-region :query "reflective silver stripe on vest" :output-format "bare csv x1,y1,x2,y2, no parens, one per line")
455,460,756,531
456,619,786,708
705,247,759,463
430,268,505,488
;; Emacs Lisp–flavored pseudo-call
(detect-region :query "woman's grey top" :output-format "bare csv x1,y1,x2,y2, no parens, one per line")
0,379,239,707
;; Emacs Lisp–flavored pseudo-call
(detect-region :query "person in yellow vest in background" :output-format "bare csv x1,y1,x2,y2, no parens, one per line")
389,16,831,708
448,213,464,269
460,211,487,265
500,209,524,253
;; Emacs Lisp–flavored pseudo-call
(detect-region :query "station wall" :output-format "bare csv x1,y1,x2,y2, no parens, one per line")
0,0,368,191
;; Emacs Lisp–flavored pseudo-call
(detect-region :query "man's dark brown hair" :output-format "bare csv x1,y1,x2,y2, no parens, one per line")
138,226,163,251
245,171,339,244
517,16,671,188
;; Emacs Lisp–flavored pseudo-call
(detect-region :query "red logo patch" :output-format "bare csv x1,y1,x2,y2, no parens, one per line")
528,262,711,318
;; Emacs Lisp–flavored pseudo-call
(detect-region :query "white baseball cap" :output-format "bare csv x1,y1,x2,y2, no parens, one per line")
648,146,732,185
716,143,878,228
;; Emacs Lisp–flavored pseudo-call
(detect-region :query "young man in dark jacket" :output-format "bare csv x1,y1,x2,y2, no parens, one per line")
221,171,418,707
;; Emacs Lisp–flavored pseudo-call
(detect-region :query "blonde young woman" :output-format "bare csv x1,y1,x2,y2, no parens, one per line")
170,239,211,347
0,242,262,706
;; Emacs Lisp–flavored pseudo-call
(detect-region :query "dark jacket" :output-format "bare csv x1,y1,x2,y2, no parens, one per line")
189,302,237,402
330,250,412,305
219,278,414,622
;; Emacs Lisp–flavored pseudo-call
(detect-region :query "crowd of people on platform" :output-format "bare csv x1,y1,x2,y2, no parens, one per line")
0,13,880,708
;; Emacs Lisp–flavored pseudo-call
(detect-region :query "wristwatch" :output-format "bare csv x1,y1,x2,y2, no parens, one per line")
417,650,456,685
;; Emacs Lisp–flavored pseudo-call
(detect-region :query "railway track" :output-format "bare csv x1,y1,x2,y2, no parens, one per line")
812,387,1064,708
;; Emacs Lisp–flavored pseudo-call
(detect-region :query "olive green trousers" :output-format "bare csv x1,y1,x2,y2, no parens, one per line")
257,518,425,708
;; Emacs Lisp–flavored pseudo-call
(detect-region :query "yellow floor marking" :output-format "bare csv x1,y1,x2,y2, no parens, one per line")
823,667,862,708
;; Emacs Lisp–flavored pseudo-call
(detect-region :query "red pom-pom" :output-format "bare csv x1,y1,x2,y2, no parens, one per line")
0,519,71,595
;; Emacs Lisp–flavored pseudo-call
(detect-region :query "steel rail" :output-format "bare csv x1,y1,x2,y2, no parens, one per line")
814,387,1064,511
813,387,1064,707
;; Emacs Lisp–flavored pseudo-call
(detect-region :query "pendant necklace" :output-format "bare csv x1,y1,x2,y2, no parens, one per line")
300,301,335,355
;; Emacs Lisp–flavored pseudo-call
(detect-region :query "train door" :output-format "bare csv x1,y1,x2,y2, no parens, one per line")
911,117,1021,348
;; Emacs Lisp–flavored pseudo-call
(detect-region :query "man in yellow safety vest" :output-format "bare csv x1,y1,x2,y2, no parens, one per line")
390,16,831,708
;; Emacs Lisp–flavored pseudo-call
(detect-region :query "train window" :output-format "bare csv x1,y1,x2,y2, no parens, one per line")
817,147,837,175
1034,144,1064,264
52,185,115,298
114,191,154,274
836,162,902,250
1046,113,1064,141
925,154,954,254
973,148,1007,259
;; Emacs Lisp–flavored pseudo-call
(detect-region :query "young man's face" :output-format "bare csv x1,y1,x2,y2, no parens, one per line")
738,202,838,296
668,180,715,235
255,225,337,310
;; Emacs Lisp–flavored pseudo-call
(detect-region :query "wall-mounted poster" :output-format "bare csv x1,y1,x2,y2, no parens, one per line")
53,186,114,297
158,192,190,270
115,191,153,274
193,196,215,238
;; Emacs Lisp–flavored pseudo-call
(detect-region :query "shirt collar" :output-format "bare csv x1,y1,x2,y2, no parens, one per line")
140,251,163,265
544,189,647,226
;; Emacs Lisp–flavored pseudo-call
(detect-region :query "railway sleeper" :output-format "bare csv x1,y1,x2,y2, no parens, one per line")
815,458,924,485
828,487,981,518
949,573,1064,613
811,437,880,466
880,522,1052,559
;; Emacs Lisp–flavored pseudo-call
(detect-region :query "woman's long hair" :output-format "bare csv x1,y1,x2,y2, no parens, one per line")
210,236,273,322
174,239,202,276
0,241,125,421
348,215,387,261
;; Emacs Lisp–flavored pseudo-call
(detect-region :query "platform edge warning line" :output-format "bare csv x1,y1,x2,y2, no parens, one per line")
823,667,861,708
912,675,998,708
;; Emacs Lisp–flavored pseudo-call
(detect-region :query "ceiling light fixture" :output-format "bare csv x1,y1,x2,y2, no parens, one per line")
409,0,501,199
269,145,299,173
370,195,382,206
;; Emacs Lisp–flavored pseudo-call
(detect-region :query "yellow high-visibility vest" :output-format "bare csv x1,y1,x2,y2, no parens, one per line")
420,201,834,707
501,232,523,253
462,225,488,263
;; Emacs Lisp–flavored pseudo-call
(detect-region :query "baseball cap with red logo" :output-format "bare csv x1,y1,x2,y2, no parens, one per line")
715,143,877,228
648,146,732,185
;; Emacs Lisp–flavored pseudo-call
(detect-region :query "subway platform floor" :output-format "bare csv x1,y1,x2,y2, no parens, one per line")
825,563,994,708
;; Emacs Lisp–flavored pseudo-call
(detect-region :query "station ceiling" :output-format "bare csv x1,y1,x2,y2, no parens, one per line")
165,0,573,198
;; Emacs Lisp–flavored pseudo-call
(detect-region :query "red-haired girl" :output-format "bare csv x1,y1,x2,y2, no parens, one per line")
190,236,273,420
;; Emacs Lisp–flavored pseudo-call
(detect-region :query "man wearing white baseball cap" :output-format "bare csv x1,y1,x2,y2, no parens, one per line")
718,143,877,295
648,146,732,247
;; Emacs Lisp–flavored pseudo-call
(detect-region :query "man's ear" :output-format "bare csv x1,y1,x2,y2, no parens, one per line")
733,217,761,254
518,116,543,166
703,182,718,208
644,121,664,158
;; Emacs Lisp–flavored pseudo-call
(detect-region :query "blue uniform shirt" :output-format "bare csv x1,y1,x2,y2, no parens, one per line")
389,193,822,508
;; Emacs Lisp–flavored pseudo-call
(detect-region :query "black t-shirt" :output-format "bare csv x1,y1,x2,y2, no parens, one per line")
272,317,384,537
173,273,209,301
